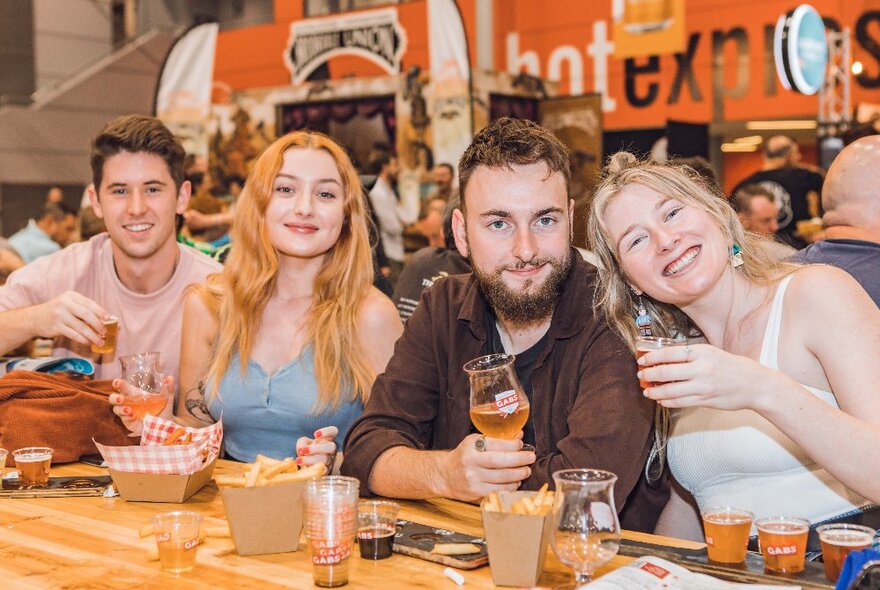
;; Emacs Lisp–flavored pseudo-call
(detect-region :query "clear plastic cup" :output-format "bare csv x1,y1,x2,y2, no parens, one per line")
756,516,810,574
152,511,202,574
357,500,399,560
817,523,877,582
12,446,53,487
305,476,360,587
701,507,753,563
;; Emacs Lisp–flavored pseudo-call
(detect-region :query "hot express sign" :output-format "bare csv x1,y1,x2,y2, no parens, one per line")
284,8,407,85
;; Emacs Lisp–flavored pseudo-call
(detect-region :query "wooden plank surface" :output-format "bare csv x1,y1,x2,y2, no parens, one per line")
0,461,827,588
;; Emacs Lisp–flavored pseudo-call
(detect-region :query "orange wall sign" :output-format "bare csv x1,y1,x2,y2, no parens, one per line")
215,0,880,131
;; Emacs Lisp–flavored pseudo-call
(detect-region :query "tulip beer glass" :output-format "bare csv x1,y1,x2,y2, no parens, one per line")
701,507,753,563
119,352,167,433
464,354,529,440
550,469,621,586
756,516,810,574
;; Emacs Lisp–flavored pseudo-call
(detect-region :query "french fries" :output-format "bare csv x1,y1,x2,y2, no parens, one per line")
214,457,327,488
483,483,555,516
431,543,482,555
162,427,193,446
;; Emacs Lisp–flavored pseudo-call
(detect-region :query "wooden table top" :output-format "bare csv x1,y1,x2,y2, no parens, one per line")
0,460,706,589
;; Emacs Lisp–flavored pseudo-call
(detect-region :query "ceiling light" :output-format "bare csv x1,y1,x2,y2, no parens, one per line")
733,135,764,145
745,120,817,130
852,61,864,75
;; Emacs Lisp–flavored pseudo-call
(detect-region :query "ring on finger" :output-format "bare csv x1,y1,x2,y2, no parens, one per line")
474,436,487,452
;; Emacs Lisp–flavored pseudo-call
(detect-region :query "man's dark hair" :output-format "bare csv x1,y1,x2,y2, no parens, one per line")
443,193,460,250
40,202,76,222
90,115,185,194
457,117,570,211
436,162,454,175
731,184,775,214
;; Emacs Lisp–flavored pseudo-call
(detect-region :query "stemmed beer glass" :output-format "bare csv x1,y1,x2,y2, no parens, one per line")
464,353,530,440
550,469,621,587
119,352,167,436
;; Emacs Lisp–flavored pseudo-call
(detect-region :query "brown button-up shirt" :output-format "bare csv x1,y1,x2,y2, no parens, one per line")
342,255,668,532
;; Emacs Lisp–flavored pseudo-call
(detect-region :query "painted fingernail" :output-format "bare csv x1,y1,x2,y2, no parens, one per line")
123,407,132,416
300,446,311,455
314,431,322,438
295,457,303,465
637,357,646,365
636,371,643,379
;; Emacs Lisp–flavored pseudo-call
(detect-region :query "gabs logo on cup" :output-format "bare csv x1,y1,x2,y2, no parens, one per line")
766,544,798,556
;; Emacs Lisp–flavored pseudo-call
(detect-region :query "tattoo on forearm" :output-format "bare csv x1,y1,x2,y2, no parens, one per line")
185,381,213,423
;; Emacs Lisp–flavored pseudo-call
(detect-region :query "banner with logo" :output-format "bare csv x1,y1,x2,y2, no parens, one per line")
427,0,473,171
155,22,219,156
613,0,686,58
284,8,407,85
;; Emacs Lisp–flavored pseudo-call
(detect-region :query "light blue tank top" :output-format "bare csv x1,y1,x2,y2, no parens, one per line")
207,348,363,463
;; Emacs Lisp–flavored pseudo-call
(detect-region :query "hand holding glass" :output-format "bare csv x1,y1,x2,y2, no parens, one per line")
119,352,167,435
550,469,621,587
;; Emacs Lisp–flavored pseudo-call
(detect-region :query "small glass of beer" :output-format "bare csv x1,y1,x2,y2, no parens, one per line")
153,511,202,574
701,507,753,563
119,352,168,435
635,336,691,389
755,516,810,574
464,354,530,440
357,500,399,560
817,523,877,582
91,316,119,355
12,447,53,487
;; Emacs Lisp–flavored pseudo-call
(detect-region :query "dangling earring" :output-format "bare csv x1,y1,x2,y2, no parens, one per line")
635,296,653,337
730,244,744,268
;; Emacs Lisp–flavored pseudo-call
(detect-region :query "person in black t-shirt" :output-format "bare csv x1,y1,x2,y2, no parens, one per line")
731,135,823,249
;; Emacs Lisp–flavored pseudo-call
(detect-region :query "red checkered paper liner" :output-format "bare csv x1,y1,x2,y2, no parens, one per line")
94,416,223,475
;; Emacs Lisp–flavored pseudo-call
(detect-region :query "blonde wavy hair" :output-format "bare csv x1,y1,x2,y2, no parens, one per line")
587,151,800,351
201,130,375,411
587,152,801,481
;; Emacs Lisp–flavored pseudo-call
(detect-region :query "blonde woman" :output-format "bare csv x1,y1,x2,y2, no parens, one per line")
586,152,880,542
175,131,401,467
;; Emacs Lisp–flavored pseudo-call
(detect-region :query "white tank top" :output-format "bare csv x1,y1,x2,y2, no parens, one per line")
667,274,869,527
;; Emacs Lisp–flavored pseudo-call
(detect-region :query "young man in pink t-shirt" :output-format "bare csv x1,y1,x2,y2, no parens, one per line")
0,115,221,382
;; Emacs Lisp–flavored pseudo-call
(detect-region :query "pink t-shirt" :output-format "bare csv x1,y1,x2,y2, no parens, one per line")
0,234,222,381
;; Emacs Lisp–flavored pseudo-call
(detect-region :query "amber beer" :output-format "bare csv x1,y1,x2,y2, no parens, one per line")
817,524,876,582
756,517,810,574
701,509,753,563
122,394,167,420
635,337,688,389
309,538,353,587
91,316,119,354
156,537,199,573
469,402,530,439
12,447,53,487
623,0,673,33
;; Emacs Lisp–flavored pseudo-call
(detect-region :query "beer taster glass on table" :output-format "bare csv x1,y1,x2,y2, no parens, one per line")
550,469,621,587
12,447,52,487
817,523,877,582
119,351,167,435
464,353,529,440
755,516,810,574
701,507,753,564
153,511,202,574
357,500,399,560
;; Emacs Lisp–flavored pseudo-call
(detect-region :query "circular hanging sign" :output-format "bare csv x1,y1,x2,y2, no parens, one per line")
774,4,828,96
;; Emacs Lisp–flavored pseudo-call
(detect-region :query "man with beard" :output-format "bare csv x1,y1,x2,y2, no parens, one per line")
0,115,221,381
343,118,667,533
